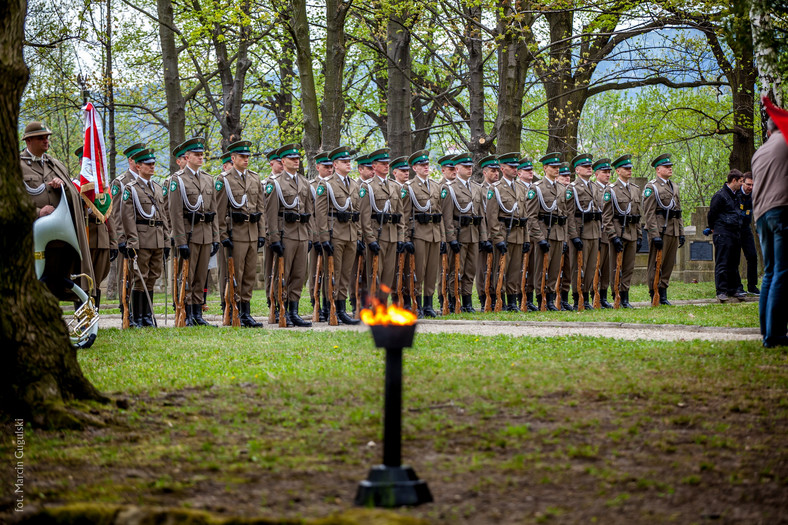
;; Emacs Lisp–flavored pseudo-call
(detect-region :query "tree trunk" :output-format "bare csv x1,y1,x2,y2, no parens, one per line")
289,0,321,177
157,0,185,173
387,5,413,160
463,3,493,179
320,0,350,151
750,0,784,106
0,0,108,429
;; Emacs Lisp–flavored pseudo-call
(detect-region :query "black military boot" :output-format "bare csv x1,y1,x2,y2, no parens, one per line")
600,289,613,309
658,287,672,306
506,294,518,311
560,290,573,311
546,292,559,311
423,295,437,317
572,293,580,311
184,304,195,327
349,297,357,318
141,289,155,327
582,292,594,310
526,291,538,312
414,296,424,318
403,294,412,310
240,302,263,327
336,299,360,325
320,297,329,323
94,289,101,310
289,300,312,327
438,294,444,312
620,290,634,309
463,294,476,313
131,290,144,326
479,293,487,311
192,302,216,327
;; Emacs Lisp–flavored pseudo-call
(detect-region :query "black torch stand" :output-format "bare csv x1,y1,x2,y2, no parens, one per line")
355,324,433,508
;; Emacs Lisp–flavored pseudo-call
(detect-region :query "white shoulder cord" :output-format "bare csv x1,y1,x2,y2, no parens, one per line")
610,182,632,215
326,179,352,212
572,182,594,213
273,178,300,210
24,181,46,195
223,175,248,209
409,181,432,212
447,184,472,214
366,179,390,214
131,184,156,219
535,183,558,213
650,181,675,210
494,184,518,215
177,175,203,212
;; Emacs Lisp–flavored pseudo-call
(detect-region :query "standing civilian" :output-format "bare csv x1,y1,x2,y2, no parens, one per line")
707,170,746,302
739,172,759,295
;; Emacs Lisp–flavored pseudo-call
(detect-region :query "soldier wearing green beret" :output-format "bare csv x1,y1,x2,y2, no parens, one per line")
567,153,599,310
644,153,684,305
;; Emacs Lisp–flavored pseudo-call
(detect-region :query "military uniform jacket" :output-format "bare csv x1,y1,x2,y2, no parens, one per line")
406,176,444,243
349,177,365,240
121,178,169,250
316,173,358,243
169,167,220,246
360,175,405,244
594,181,609,243
602,180,642,242
441,178,486,244
643,177,684,238
567,178,601,240
264,171,314,243
21,149,95,283
525,177,569,243
216,168,265,243
109,170,138,246
486,178,528,245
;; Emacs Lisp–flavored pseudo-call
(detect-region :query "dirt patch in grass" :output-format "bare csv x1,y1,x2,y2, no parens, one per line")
3,381,787,524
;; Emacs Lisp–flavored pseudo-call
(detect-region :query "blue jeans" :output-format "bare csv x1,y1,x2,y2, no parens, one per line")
757,206,788,346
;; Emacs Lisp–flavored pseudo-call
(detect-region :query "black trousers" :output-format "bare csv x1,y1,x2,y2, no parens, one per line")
713,231,742,295
741,226,759,290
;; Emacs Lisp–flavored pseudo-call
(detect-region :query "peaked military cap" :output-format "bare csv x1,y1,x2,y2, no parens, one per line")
23,121,52,140
408,150,430,166
453,152,473,166
539,152,563,166
181,137,206,154
479,155,500,169
277,143,301,159
592,158,612,171
498,152,521,166
558,162,571,176
390,156,410,171
571,153,593,169
266,148,281,161
651,153,673,168
356,153,372,166
438,154,456,167
74,146,83,158
124,143,147,159
227,140,252,155
131,148,156,164
220,151,233,164
612,154,633,169
172,142,186,158
368,148,390,163
517,157,534,170
329,146,352,161
314,151,332,165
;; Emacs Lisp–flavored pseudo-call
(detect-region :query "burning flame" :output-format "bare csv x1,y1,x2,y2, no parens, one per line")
361,285,418,326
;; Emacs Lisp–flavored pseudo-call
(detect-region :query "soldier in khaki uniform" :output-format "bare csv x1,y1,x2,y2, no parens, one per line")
390,157,414,308
264,143,314,327
348,154,370,314
163,143,186,314
121,148,169,327
405,150,443,317
315,146,362,325
517,158,539,311
644,153,684,305
309,151,334,321
215,150,233,315
526,152,569,311
216,140,265,327
555,165,573,310
169,137,220,326
474,155,500,307
262,147,284,322
602,154,642,309
436,153,457,311
22,121,95,301
593,161,614,308
360,149,405,304
487,152,530,311
567,153,600,310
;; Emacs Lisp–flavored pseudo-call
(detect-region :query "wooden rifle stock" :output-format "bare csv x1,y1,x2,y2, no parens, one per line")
224,256,240,327
454,252,461,314
484,252,493,312
554,252,564,310
354,254,363,319
652,248,662,307
494,252,505,312
172,256,177,322
397,252,405,307
614,250,623,309
278,255,287,327
408,253,417,315
312,254,323,322
520,251,529,312
121,259,130,329
268,256,277,325
441,252,449,315
540,251,548,312
577,249,585,311
593,249,601,309
328,255,338,326
371,254,379,299
176,259,189,327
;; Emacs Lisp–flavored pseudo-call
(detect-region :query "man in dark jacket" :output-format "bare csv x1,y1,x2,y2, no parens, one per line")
739,172,759,294
707,170,746,302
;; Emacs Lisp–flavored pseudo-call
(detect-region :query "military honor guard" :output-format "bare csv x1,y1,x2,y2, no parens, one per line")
262,147,284,321
593,160,614,308
602,154,642,308
390,156,415,308
567,153,600,310
264,143,314,327
169,137,220,326
556,164,573,310
643,153,685,305
475,155,500,308
314,146,362,325
120,148,169,327
215,140,265,327
526,152,569,311
309,151,334,320
517,158,539,310
215,149,234,315
436,153,458,311
405,150,443,317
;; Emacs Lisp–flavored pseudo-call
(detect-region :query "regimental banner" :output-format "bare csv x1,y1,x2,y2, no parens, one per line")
79,102,111,221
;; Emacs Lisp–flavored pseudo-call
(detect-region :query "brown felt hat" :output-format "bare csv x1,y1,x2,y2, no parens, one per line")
23,122,52,140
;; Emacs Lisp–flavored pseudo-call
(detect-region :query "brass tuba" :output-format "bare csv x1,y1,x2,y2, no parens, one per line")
32,185,99,348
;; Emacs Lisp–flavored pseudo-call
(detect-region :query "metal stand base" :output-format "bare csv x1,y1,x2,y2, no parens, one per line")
355,464,433,508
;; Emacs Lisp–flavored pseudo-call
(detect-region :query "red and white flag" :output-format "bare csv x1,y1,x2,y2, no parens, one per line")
79,102,108,200
763,96,788,146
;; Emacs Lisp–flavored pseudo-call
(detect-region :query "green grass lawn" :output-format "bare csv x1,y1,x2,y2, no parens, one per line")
17,328,788,523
